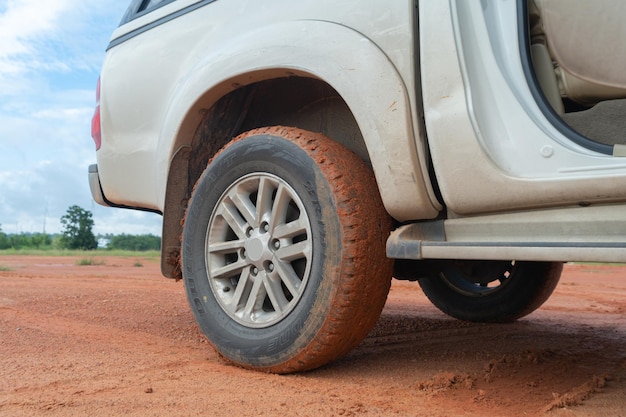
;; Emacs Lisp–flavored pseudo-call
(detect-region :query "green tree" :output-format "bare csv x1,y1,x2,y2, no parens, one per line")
0,225,10,250
30,233,51,249
60,206,97,250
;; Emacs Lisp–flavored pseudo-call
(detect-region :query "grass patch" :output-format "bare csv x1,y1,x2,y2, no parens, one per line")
133,261,144,267
75,257,106,266
0,265,12,271
0,249,160,259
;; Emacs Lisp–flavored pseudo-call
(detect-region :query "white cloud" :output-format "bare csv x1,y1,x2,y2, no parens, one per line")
0,0,73,86
0,0,162,237
0,0,71,54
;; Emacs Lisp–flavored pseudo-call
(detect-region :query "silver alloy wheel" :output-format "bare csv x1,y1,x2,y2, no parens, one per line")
205,173,312,328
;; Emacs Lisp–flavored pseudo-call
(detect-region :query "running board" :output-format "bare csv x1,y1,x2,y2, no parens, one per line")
387,205,626,263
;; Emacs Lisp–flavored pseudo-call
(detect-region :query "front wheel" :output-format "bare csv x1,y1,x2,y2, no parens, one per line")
418,261,562,323
182,126,393,373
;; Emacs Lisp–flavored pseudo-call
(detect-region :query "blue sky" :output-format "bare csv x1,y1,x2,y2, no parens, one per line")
0,0,162,236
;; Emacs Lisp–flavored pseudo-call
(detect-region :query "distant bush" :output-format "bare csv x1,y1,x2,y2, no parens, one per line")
76,257,106,266
108,234,161,251
0,226,52,250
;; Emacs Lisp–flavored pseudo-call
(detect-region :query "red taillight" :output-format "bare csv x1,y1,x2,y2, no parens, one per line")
91,77,102,151
91,105,101,151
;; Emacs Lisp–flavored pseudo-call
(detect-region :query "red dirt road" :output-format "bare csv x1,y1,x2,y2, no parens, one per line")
0,256,624,416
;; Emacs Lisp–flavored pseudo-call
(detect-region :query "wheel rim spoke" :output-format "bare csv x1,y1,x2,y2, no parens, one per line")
264,273,290,314
208,239,245,254
255,176,274,225
243,272,267,319
273,217,308,240
276,240,310,262
228,268,253,314
217,201,249,240
269,184,291,230
228,186,258,229
274,261,302,296
211,259,248,280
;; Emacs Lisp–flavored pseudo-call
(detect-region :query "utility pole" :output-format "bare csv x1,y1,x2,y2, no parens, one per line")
43,202,48,234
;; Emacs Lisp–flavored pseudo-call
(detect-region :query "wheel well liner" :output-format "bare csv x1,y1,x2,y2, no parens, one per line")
161,76,366,278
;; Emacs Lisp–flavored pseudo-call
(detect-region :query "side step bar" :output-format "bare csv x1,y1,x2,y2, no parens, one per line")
387,205,626,263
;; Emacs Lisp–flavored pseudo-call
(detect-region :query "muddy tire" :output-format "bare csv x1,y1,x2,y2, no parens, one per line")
418,261,562,323
182,126,393,373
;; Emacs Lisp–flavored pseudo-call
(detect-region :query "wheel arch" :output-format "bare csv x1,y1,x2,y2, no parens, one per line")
160,75,367,278
158,19,441,277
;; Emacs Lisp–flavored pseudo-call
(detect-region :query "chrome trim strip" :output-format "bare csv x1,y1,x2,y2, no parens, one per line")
108,0,218,50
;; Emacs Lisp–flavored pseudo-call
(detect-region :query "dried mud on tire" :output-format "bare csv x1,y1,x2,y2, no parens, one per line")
1,257,625,417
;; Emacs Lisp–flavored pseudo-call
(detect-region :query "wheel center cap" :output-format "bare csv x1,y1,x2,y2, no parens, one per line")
246,236,267,263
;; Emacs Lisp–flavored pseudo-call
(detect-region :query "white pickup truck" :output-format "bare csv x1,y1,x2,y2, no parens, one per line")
89,0,626,372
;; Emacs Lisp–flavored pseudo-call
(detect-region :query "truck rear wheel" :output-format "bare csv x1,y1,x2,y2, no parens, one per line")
182,126,392,373
418,261,562,323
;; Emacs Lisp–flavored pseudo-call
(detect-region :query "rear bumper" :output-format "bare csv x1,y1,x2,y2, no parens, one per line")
88,164,111,207
88,164,163,215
